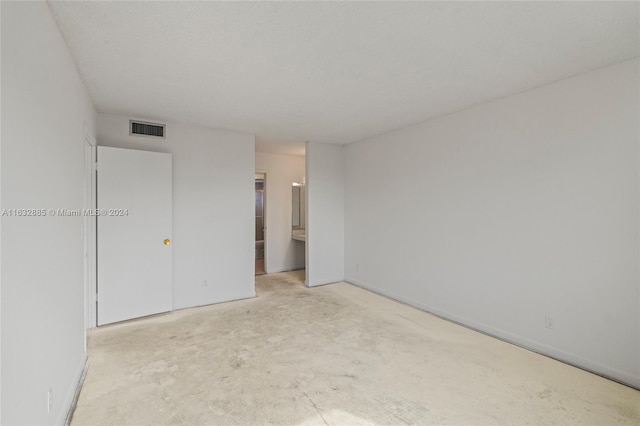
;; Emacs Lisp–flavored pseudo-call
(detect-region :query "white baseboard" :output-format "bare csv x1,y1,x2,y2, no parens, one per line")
346,277,640,390
265,264,305,274
174,292,257,312
307,277,344,287
59,355,87,426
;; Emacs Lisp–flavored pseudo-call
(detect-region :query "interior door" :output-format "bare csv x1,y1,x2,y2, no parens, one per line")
97,146,172,325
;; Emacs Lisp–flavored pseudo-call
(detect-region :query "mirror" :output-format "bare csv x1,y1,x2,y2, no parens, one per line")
292,183,306,230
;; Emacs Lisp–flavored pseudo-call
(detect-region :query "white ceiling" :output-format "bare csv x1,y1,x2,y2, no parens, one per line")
49,1,639,145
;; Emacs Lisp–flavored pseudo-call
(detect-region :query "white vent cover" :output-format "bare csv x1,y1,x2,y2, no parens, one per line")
129,120,165,138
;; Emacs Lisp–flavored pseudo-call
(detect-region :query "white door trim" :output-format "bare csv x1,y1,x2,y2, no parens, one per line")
256,169,268,274
84,134,97,332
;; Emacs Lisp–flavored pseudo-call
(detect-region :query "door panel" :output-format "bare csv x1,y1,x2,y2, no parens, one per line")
97,146,172,325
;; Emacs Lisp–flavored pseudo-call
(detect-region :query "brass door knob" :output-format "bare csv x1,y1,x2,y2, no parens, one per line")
164,239,171,245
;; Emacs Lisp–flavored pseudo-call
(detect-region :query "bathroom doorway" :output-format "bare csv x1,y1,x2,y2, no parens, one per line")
255,173,266,275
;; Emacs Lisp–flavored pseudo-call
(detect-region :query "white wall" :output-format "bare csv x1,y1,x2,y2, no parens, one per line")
97,114,255,310
255,152,305,273
306,142,345,286
345,59,640,388
1,1,97,424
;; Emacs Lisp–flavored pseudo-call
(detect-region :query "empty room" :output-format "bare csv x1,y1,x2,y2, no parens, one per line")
1,1,639,425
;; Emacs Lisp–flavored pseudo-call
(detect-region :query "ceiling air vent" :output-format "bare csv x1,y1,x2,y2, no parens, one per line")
129,120,165,139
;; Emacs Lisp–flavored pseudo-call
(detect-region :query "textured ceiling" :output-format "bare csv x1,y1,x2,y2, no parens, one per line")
49,1,639,145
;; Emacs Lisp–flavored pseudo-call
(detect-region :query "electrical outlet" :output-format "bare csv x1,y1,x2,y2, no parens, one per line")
356,263,360,273
202,280,208,287
47,388,53,413
545,314,555,330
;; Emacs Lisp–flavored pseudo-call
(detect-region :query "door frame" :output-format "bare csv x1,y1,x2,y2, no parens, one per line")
83,133,97,332
255,170,267,274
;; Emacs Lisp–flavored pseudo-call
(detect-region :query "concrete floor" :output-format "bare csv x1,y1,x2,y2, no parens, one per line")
72,271,639,425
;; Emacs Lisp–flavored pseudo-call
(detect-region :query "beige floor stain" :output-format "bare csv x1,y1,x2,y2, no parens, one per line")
72,271,640,425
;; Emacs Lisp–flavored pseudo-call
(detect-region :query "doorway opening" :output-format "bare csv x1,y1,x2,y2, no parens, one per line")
255,173,266,275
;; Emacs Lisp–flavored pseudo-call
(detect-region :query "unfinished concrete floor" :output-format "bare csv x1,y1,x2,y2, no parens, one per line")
72,271,640,425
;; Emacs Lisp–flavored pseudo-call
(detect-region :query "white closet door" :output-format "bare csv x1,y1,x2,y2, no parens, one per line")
97,146,172,325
